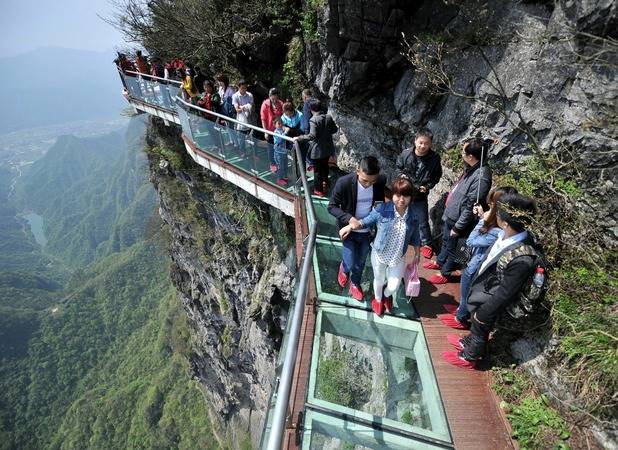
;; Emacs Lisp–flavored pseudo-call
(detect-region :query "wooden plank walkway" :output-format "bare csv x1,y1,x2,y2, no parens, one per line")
414,253,515,450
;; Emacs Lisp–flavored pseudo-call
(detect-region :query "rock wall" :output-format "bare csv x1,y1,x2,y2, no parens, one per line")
306,0,617,237
145,120,295,447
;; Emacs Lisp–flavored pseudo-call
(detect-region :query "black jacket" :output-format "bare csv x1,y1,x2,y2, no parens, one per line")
466,236,537,324
394,148,442,199
298,112,338,160
442,162,492,235
327,172,387,229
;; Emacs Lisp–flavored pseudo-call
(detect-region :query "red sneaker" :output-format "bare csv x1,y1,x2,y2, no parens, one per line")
313,189,325,197
429,273,449,284
306,165,314,172
423,261,441,270
276,178,288,187
420,245,433,259
442,351,477,370
446,334,465,351
349,283,364,301
438,313,471,330
383,295,393,313
337,262,349,288
270,164,277,173
443,304,458,314
371,298,384,317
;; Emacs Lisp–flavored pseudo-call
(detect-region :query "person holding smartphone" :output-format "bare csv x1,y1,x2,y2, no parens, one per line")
339,176,421,316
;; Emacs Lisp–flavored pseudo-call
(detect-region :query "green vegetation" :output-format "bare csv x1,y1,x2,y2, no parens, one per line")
494,368,570,449
316,338,371,409
13,116,155,268
281,36,306,101
0,117,218,449
301,0,323,42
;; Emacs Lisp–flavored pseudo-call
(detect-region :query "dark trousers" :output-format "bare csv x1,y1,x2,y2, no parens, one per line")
462,297,515,360
414,197,431,245
436,219,458,276
313,157,329,193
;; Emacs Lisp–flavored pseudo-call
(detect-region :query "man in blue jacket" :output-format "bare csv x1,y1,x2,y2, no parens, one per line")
327,156,387,301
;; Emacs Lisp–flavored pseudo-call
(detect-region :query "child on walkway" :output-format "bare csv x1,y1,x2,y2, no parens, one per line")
273,118,288,186
339,176,421,316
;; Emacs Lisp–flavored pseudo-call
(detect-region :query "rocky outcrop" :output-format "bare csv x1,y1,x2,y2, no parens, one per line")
306,0,617,237
145,120,295,447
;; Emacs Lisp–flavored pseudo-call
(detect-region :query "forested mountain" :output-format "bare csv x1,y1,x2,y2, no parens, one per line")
0,116,216,449
14,116,156,268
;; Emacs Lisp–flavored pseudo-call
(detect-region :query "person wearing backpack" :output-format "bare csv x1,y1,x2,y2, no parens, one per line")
439,186,518,330
442,193,541,369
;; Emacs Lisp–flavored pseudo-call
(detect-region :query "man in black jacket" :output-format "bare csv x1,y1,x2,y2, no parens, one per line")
296,99,338,196
394,129,443,258
442,193,538,369
328,156,387,301
424,138,492,284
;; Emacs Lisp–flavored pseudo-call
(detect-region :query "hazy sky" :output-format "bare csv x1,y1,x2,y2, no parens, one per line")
0,0,126,57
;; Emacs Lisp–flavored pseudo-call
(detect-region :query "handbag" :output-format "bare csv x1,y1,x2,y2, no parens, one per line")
452,237,471,265
405,262,421,297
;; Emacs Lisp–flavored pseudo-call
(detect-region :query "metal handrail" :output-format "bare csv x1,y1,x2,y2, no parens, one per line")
265,142,317,450
174,96,297,143
124,69,183,86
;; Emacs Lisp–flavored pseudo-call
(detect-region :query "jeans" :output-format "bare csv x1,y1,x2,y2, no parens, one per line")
456,264,477,322
341,232,372,286
275,151,287,180
265,134,276,166
436,219,458,276
414,197,431,245
370,250,405,299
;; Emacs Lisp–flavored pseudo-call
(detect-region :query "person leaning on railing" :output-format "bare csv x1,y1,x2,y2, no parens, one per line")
294,99,338,197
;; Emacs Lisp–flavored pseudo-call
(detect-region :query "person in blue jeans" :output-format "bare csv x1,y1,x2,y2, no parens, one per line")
340,176,421,317
327,156,387,301
273,118,288,186
439,186,517,329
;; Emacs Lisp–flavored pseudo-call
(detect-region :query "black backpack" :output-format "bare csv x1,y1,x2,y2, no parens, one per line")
496,243,549,319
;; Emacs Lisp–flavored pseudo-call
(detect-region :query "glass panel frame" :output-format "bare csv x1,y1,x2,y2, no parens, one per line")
302,409,450,450
312,237,418,320
306,306,451,444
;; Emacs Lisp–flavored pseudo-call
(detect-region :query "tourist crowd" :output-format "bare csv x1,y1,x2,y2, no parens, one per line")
116,51,547,371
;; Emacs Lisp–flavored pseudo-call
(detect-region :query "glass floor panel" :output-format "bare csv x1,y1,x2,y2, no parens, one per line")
313,237,418,320
311,197,339,238
307,306,451,444
302,410,451,450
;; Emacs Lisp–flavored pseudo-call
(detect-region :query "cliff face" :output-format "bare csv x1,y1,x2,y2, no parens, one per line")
145,121,295,447
307,0,617,236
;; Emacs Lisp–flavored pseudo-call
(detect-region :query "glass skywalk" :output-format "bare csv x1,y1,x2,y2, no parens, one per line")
119,71,452,449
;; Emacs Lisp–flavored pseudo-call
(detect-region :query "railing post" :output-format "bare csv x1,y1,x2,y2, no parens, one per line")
265,143,317,450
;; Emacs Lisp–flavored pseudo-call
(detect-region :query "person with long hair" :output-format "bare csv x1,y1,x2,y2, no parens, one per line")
439,186,518,329
340,176,421,317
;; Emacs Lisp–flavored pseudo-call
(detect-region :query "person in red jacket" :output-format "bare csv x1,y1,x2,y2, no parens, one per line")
260,87,283,172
